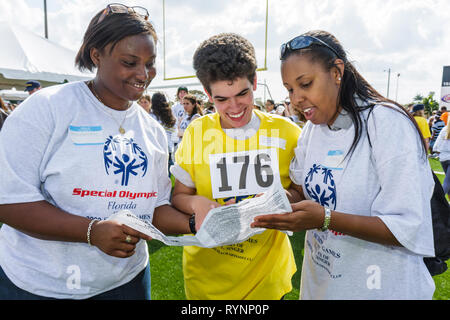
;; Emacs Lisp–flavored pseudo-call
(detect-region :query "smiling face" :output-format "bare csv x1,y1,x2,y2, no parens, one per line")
178,90,188,101
91,33,156,110
281,53,343,126
206,76,257,129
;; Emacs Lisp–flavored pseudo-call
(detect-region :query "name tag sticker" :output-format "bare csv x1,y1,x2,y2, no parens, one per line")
68,125,104,145
323,150,345,170
209,148,281,199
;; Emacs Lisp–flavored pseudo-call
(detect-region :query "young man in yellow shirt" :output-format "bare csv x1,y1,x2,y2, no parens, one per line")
170,33,302,300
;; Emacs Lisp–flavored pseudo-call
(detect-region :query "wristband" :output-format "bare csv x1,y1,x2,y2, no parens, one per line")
189,214,196,234
320,207,331,232
87,219,98,246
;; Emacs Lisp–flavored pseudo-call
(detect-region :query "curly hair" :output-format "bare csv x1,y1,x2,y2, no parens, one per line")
151,92,176,128
193,33,257,94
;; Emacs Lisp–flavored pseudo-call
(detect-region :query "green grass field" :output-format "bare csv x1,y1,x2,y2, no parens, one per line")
149,158,449,300
148,232,450,300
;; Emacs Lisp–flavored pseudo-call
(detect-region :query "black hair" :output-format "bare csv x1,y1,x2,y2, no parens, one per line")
281,30,426,158
75,8,157,72
193,33,257,95
150,92,176,128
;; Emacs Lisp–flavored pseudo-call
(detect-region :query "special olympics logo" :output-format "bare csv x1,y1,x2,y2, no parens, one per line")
103,136,148,186
304,164,337,210
441,94,450,103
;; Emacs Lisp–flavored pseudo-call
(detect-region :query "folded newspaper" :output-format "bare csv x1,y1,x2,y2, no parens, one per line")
108,187,292,248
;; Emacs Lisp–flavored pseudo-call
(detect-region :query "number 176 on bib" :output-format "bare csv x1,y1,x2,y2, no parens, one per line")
209,149,281,199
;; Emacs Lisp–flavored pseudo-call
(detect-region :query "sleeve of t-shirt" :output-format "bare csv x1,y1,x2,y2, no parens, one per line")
367,106,435,257
289,122,311,186
0,92,54,204
154,127,172,208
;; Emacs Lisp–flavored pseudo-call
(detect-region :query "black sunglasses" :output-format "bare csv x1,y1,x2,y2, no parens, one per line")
280,35,341,60
97,3,149,25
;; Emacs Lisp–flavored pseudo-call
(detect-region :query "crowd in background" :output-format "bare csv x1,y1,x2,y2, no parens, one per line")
1,82,449,197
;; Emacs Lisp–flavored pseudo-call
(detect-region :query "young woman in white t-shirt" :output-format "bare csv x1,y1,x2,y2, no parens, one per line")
0,4,192,300
252,30,436,299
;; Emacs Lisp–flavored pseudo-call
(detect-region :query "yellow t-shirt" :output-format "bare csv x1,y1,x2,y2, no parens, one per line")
175,110,302,300
414,116,431,139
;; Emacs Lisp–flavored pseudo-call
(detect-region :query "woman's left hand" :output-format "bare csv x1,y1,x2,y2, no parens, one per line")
251,200,324,232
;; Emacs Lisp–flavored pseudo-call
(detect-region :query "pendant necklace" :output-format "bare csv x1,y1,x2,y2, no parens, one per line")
89,80,131,134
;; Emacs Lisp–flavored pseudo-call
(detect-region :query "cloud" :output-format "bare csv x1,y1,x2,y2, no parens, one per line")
1,0,450,103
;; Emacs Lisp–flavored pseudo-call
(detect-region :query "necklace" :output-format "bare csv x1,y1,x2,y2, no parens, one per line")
88,80,131,134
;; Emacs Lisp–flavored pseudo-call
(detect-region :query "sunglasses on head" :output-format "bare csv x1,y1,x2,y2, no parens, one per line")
97,3,149,25
280,35,341,60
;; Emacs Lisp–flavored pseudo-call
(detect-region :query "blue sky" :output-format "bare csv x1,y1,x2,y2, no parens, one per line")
3,0,450,105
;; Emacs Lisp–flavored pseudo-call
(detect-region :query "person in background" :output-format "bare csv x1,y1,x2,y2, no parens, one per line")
24,80,41,95
252,30,435,300
177,93,203,139
170,32,302,300
0,3,192,300
172,86,188,150
150,92,178,174
0,97,8,130
434,121,450,196
285,99,306,128
411,103,431,152
137,94,151,113
428,110,437,131
264,99,276,113
440,106,448,125
203,102,216,114
430,111,446,157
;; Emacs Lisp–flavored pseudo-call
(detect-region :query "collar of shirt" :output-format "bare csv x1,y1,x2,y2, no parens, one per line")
328,109,352,131
223,111,261,140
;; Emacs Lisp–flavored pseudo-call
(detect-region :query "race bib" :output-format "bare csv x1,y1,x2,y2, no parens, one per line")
209,148,281,199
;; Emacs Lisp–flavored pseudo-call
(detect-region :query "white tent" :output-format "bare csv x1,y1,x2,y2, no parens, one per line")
0,88,28,101
0,22,93,89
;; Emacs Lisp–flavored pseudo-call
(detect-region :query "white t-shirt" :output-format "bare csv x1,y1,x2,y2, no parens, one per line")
434,126,450,161
179,113,201,132
171,102,185,144
0,81,171,299
290,105,435,300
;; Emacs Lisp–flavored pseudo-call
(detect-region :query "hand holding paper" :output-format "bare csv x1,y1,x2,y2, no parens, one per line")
108,187,292,248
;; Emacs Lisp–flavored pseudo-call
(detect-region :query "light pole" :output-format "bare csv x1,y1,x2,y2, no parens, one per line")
395,73,400,102
384,68,391,99
44,0,48,39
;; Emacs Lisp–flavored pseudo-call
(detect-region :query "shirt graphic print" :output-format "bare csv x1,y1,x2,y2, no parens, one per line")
304,164,337,210
103,135,148,186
